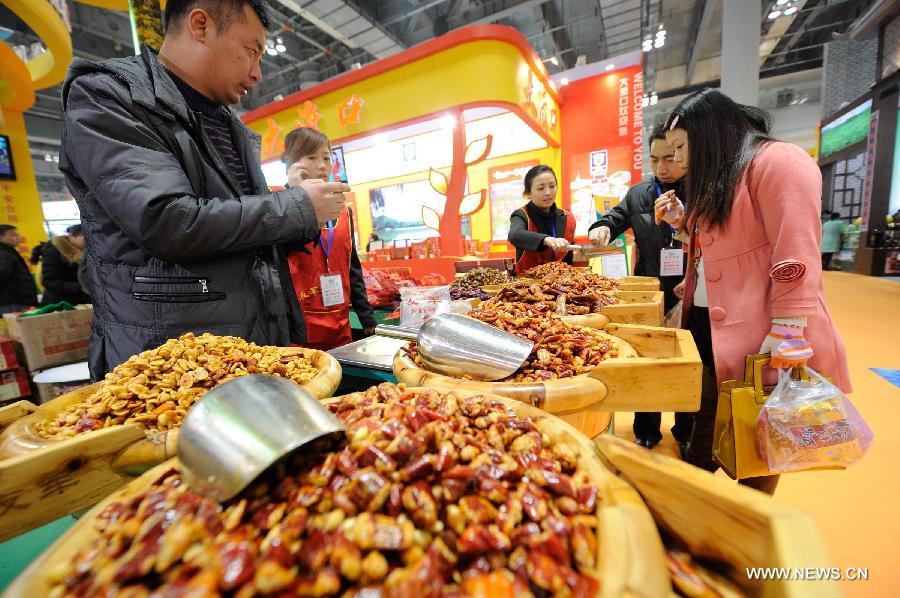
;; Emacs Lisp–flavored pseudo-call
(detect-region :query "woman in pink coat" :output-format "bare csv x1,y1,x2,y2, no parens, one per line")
656,89,850,493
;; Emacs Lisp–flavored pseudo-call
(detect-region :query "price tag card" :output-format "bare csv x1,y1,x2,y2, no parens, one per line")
320,274,345,307
660,248,685,277
599,252,628,279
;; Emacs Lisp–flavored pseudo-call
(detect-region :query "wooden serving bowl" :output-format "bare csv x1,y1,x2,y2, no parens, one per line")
394,323,702,439
0,348,341,542
5,389,671,598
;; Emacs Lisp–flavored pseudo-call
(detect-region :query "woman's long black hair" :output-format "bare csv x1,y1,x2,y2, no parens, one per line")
665,88,774,229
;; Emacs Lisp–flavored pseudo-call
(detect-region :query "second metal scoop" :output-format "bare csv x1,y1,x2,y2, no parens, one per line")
177,375,345,501
379,313,534,381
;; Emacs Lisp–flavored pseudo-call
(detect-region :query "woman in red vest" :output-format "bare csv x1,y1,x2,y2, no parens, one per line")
508,165,576,275
283,128,377,350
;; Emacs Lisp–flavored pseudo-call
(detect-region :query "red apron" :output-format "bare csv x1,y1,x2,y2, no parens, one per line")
287,208,353,350
514,206,576,275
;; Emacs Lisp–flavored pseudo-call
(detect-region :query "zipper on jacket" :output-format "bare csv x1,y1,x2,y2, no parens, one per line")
199,279,209,293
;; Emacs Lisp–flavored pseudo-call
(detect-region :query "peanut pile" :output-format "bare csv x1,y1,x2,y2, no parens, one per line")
36,333,318,439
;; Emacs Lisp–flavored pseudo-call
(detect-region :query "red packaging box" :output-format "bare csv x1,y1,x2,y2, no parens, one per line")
0,337,19,372
0,368,31,403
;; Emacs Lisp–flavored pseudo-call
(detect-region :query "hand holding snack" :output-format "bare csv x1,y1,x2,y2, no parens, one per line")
543,236,571,252
654,190,684,227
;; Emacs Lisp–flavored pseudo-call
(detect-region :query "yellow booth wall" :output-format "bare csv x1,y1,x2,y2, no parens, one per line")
0,110,46,259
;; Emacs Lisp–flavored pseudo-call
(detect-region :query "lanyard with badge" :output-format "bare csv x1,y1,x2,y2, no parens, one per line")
319,220,346,307
657,182,685,277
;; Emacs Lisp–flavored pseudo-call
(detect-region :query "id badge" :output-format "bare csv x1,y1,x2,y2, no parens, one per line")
660,248,684,277
320,274,345,307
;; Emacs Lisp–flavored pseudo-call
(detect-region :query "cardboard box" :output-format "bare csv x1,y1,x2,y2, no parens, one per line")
2,307,93,371
0,368,31,404
0,337,20,372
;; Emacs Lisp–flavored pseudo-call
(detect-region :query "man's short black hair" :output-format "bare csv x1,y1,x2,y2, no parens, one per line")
0,224,18,237
164,0,271,33
648,123,668,151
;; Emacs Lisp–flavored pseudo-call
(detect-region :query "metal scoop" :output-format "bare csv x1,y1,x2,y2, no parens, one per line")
177,375,345,501
416,313,534,381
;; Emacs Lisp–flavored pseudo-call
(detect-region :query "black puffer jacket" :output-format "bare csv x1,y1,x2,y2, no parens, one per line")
0,244,38,308
60,48,319,380
41,236,90,306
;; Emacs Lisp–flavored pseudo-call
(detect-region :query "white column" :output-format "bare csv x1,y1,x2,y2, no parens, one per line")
721,0,761,106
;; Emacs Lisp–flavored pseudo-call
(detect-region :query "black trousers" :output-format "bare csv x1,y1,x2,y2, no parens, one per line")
684,306,779,494
821,252,835,270
632,411,694,443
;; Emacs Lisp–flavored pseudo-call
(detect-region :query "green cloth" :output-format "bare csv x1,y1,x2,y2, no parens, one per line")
17,301,75,318
821,220,846,253
0,516,76,591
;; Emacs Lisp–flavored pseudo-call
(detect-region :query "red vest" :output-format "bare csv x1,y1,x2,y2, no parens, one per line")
515,206,576,275
287,208,353,350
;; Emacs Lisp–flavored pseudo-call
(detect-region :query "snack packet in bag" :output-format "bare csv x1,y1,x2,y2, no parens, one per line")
757,367,873,473
400,286,451,328
664,300,683,329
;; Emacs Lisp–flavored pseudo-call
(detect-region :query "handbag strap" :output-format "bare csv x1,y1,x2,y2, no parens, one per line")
747,354,810,405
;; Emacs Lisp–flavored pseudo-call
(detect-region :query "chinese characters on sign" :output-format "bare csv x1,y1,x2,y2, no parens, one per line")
1,183,29,258
632,72,644,174
618,77,629,138
338,95,365,127
296,101,321,130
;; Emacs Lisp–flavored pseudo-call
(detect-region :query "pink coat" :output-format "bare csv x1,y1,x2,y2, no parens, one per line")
681,142,851,392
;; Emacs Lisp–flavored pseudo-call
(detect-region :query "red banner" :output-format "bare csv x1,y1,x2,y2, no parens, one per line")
560,65,644,236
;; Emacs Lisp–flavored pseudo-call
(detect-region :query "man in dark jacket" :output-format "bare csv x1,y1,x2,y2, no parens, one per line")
588,125,692,454
60,0,350,379
0,224,38,314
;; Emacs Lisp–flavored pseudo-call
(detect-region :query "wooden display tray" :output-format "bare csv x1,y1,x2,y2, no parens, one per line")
393,323,701,439
0,348,342,542
617,275,660,291
5,390,671,598
0,400,36,433
595,435,837,597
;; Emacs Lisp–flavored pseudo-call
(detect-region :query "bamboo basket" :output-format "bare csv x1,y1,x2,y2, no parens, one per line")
393,323,702,439
0,348,341,541
595,435,838,598
5,390,672,598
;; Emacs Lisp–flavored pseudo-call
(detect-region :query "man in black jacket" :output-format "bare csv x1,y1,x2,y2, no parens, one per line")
588,125,691,453
60,0,350,379
0,224,38,314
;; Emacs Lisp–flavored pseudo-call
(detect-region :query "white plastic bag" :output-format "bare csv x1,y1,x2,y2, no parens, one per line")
757,367,873,473
400,286,451,327
663,300,683,328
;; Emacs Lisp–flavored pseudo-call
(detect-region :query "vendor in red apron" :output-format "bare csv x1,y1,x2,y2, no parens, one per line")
508,165,575,275
282,127,377,350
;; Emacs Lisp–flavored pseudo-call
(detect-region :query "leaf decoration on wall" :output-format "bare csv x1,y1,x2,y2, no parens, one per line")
464,134,493,165
428,168,448,196
421,205,442,231
459,190,486,217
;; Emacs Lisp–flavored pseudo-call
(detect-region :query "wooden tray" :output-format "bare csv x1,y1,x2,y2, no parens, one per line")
0,400,36,433
0,348,341,541
6,390,671,598
617,276,660,292
595,435,837,597
393,323,702,439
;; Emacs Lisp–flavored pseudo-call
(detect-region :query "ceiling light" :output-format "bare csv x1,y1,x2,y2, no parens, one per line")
560,77,569,86
642,40,653,52
768,10,782,19
44,153,52,162
547,56,559,66
654,38,665,48
605,63,616,71
351,62,362,70
656,29,666,38
53,155,59,163
641,95,649,108
275,43,286,52
276,37,283,44
784,6,797,16
266,47,278,56
776,0,789,5
649,93,658,105
274,94,284,101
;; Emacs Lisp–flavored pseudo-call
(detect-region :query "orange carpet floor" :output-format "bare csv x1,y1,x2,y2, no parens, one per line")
613,271,900,597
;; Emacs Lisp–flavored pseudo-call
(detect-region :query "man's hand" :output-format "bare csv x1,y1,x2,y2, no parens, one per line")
543,237,570,252
674,279,685,300
287,163,310,187
588,226,611,246
301,179,351,226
